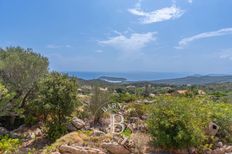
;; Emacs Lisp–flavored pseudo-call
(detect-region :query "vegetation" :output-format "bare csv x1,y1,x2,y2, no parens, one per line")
0,83,15,116
0,46,232,153
147,96,232,151
0,135,21,153
0,47,48,127
37,72,79,141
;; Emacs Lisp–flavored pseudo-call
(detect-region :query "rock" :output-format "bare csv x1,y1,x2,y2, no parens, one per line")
102,142,130,154
141,115,148,120
225,146,232,153
211,148,224,154
0,127,20,138
67,123,78,132
34,128,42,136
0,127,9,135
59,144,105,154
217,142,223,148
93,129,105,136
208,122,219,136
129,117,140,123
120,137,128,145
51,152,61,154
143,145,155,154
71,117,85,130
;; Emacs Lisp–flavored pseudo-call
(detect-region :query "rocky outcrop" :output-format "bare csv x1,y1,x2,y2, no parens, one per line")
206,145,232,154
72,117,85,129
59,144,105,154
67,117,86,131
102,142,130,154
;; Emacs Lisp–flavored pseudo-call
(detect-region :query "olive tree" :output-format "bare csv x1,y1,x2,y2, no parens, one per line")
0,47,49,125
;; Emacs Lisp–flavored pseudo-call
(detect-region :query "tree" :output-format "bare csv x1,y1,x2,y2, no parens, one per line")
0,47,48,120
37,72,78,141
0,83,15,116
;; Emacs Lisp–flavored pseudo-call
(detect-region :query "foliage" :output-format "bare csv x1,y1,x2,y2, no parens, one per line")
114,92,137,103
147,96,232,151
0,135,21,153
0,83,15,116
0,47,48,120
37,72,79,141
47,122,67,142
210,103,232,143
122,128,132,138
125,103,149,118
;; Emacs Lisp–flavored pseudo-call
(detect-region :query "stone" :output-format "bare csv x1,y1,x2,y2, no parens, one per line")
93,129,105,136
34,128,43,136
59,144,105,154
51,152,61,154
102,142,130,154
120,137,128,145
208,122,219,136
0,127,9,135
217,142,223,148
67,123,78,131
211,148,224,154
225,146,232,153
71,117,85,130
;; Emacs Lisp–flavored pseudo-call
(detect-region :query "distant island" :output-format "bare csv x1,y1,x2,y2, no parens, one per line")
98,76,127,83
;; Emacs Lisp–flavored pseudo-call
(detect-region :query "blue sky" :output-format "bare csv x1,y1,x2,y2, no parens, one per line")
0,0,232,74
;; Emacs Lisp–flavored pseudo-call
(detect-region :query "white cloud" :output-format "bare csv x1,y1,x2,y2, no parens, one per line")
98,32,156,53
188,0,193,3
128,5,184,24
46,44,71,49
177,28,232,48
219,49,232,60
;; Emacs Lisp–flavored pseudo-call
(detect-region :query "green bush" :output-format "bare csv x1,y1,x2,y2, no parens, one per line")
0,135,21,153
46,122,67,142
115,93,137,103
37,72,79,141
125,103,148,118
210,103,232,143
147,96,232,151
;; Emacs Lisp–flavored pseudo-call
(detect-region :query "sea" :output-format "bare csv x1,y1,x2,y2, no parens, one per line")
66,72,189,81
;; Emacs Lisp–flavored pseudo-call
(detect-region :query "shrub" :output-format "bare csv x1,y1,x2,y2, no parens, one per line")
47,122,67,142
125,103,148,118
0,135,21,153
115,93,137,103
37,72,79,141
147,96,232,151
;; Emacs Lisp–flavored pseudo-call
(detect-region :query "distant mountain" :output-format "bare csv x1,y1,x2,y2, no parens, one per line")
98,76,127,83
67,72,189,81
152,75,232,85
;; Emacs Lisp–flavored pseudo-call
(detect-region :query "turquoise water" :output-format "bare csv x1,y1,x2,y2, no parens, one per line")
67,72,189,81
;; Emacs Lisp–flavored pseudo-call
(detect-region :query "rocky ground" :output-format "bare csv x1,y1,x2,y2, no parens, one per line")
1,101,232,154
